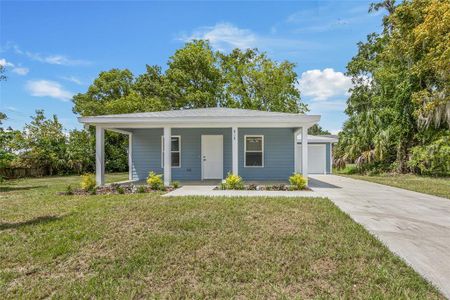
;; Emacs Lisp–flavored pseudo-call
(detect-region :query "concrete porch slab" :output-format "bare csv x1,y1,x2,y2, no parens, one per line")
163,185,320,197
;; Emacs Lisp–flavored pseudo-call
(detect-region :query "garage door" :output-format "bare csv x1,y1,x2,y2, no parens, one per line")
296,144,326,174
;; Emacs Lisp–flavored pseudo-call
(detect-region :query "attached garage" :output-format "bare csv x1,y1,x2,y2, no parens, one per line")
296,135,338,174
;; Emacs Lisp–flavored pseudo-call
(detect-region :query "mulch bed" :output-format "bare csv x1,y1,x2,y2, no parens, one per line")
58,184,176,196
215,184,312,191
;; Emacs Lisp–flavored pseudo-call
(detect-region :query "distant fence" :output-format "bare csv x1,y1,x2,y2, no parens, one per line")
0,168,47,179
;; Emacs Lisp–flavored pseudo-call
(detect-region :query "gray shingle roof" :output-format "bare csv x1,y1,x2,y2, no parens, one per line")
88,107,303,118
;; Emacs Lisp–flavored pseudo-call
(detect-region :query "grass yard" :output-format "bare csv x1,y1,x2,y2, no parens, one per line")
0,175,443,298
339,173,450,199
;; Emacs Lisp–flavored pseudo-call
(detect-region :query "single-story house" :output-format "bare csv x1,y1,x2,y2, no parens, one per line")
78,108,321,186
296,135,338,174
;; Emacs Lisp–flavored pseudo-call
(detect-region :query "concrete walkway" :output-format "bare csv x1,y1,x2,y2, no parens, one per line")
309,175,450,298
164,185,318,197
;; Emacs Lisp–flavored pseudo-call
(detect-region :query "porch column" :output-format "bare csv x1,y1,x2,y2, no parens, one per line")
294,128,301,173
95,126,105,186
163,127,171,186
128,133,133,181
301,126,308,181
232,127,238,175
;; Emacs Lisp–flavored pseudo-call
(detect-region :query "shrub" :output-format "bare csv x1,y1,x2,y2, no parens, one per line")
408,136,450,176
147,171,164,190
137,186,146,193
116,186,125,194
172,181,180,188
65,185,74,195
80,173,96,191
289,173,307,190
222,173,244,190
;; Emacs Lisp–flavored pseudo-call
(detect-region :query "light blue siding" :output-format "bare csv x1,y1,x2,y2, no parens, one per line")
130,127,296,181
130,128,231,181
239,128,295,180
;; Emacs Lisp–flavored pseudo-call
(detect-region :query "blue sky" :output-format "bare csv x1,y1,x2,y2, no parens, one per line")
0,1,384,133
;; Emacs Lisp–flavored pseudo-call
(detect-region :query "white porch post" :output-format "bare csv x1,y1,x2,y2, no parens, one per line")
95,126,105,186
301,126,308,181
128,133,133,181
163,127,171,186
294,129,301,173
232,127,238,175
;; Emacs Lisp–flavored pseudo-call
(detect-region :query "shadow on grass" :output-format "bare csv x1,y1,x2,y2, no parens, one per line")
0,215,68,230
0,185,46,192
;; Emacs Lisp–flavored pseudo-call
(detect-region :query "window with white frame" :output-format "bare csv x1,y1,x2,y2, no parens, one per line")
244,135,264,167
161,136,181,168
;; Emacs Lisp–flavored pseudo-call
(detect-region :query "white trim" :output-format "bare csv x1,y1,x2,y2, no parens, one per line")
80,121,319,129
301,126,308,181
163,127,171,186
161,135,181,168
294,128,301,173
79,115,321,126
128,134,133,181
106,128,132,135
244,135,264,168
232,127,238,175
95,126,105,186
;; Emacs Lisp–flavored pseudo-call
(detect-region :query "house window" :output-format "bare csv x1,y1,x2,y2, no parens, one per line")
244,135,264,167
161,136,181,168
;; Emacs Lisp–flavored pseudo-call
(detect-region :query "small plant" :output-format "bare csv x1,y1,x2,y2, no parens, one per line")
289,173,307,190
0,175,4,184
80,173,96,191
65,185,74,195
172,181,180,189
222,172,244,190
89,187,97,195
137,185,146,193
146,171,164,190
116,186,125,194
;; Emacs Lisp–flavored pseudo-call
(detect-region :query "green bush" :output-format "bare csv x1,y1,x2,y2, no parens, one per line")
172,181,180,188
222,173,244,190
289,173,307,190
146,171,164,190
80,173,96,191
137,186,146,193
408,136,450,176
65,185,74,195
116,186,125,194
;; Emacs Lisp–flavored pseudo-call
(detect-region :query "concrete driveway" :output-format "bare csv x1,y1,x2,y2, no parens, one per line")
309,175,450,298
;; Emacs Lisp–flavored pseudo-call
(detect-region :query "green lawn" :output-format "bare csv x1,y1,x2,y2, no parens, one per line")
339,173,450,199
0,175,442,298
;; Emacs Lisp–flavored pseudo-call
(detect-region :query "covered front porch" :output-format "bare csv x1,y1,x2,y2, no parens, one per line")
78,108,320,187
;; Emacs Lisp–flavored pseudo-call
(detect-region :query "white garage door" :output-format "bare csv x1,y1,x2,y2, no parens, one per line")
296,144,327,174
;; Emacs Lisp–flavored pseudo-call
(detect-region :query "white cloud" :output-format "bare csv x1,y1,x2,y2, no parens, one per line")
308,99,347,112
298,68,352,101
6,43,90,66
61,76,83,85
0,58,29,76
178,22,313,53
25,80,73,101
0,58,14,67
12,67,29,75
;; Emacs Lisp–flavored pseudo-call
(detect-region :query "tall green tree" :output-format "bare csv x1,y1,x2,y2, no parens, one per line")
336,0,450,175
219,48,306,113
308,124,331,135
166,40,223,108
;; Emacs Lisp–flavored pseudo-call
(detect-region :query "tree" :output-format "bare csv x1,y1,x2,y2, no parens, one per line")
17,110,68,175
336,0,450,175
166,40,223,109
0,113,21,168
219,48,307,113
308,124,331,135
0,65,6,81
66,130,95,174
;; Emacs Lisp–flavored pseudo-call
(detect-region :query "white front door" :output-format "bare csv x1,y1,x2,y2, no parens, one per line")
201,135,223,179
